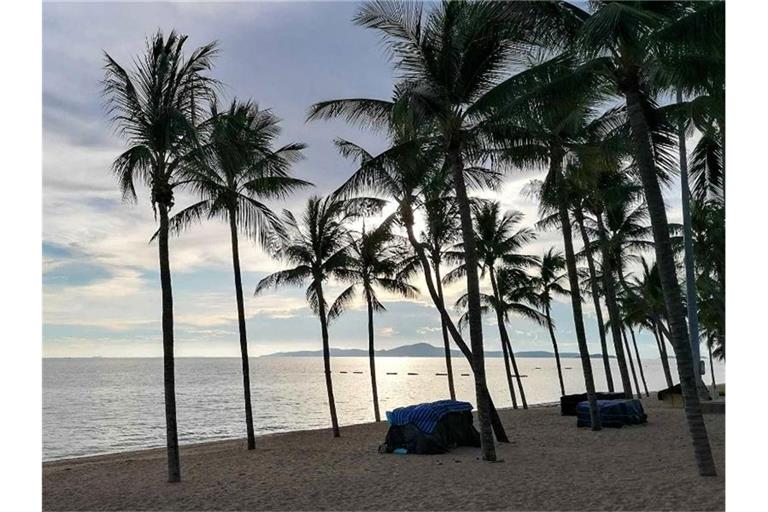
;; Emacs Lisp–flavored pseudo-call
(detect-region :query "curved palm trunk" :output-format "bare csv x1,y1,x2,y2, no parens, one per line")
489,268,525,409
628,325,649,397
402,201,509,442
552,149,601,431
574,209,614,391
653,319,675,389
624,85,716,476
677,90,709,401
621,327,641,399
315,280,340,437
448,146,496,460
158,204,181,483
366,293,381,422
434,261,457,401
594,213,634,397
544,304,566,397
228,212,256,450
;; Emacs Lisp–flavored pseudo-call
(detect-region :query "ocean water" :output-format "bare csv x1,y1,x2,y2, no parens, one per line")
43,355,725,461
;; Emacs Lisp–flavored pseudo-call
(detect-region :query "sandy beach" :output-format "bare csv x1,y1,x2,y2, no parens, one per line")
43,399,724,511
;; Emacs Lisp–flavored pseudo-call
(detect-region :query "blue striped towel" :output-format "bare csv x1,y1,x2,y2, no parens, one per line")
385,400,474,434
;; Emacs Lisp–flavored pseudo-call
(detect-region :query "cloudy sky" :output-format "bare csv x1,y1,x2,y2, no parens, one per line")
42,1,683,359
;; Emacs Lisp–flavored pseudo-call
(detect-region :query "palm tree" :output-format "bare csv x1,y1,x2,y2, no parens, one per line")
486,52,617,428
329,221,418,422
102,31,218,483
456,266,546,410
530,248,571,397
617,295,650,398
572,207,614,393
691,199,725,360
164,100,309,449
564,154,639,400
255,195,382,437
420,189,461,400
311,0,548,459
575,1,717,475
447,201,537,409
623,258,676,389
323,124,511,443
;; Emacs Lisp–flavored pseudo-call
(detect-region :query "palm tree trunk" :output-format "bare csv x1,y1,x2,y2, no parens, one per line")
708,342,717,391
498,325,518,409
544,304,566,397
505,339,527,409
434,260,457,400
595,213,634,397
654,319,675,389
447,145,496,460
228,211,256,450
158,203,181,483
552,148,601,431
677,90,708,401
315,280,340,437
622,327,641,399
401,201,509,442
489,268,522,409
574,209,614,392
366,293,381,422
628,325,649,397
624,85,716,476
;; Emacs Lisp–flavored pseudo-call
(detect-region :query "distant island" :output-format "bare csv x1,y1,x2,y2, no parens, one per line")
261,342,611,359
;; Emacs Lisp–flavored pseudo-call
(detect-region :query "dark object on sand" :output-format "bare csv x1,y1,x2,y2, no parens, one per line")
658,383,711,405
657,383,682,401
560,392,626,416
576,399,647,428
379,400,480,454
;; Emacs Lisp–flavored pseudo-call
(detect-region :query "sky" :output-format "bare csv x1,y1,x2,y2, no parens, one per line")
42,0,685,359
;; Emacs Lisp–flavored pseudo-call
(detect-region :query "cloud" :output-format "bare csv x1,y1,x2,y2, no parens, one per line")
42,1,679,360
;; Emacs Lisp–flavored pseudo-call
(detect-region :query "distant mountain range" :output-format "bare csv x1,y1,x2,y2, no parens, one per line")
261,342,611,359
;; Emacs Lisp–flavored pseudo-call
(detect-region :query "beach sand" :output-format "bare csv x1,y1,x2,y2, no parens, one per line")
43,399,724,511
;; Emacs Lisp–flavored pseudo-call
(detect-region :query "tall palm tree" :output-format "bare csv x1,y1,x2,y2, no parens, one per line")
420,189,461,400
598,187,660,400
102,31,218,483
255,195,382,437
486,51,617,428
617,295,650,397
164,100,309,449
675,89,704,397
575,1,717,475
530,248,571,397
623,258,676,389
572,208,614,393
447,202,537,409
324,124,511,443
329,221,418,422
564,151,639,400
310,0,547,459
456,266,546,410
691,199,725,360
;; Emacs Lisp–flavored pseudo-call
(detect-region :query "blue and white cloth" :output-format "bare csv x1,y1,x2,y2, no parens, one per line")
386,400,474,434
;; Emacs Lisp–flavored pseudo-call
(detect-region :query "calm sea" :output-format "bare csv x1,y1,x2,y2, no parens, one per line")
43,355,725,461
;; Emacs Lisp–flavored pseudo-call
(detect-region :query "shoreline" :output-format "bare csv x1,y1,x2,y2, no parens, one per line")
43,400,563,464
43,398,724,511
